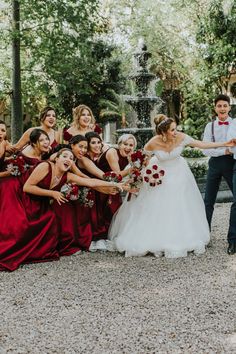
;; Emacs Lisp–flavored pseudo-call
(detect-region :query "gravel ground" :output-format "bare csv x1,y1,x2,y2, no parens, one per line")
0,203,236,354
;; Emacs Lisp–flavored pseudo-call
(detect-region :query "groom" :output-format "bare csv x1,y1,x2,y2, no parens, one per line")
202,94,235,254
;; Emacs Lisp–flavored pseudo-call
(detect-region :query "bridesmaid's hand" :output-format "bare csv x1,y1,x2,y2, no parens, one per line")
116,182,130,192
128,187,140,194
6,143,17,154
94,186,118,195
51,191,68,205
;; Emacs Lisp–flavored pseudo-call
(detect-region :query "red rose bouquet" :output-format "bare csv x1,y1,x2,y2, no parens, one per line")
127,149,148,201
103,171,122,205
103,171,122,183
60,183,94,207
6,154,30,176
129,150,147,169
60,183,80,201
143,164,165,187
77,187,95,208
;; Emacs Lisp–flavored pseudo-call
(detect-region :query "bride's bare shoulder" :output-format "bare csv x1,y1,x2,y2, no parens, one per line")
176,132,186,142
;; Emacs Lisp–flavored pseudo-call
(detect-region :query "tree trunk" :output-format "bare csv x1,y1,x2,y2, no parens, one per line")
11,0,23,143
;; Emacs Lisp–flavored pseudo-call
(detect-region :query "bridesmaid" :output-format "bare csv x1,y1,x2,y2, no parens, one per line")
0,129,52,271
96,133,137,239
0,120,11,175
0,128,50,178
0,148,123,271
13,106,60,151
52,136,118,254
95,133,137,178
79,133,136,250
51,136,89,256
63,104,102,143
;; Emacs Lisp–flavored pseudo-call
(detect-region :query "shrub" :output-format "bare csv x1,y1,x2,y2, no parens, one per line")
182,147,205,158
188,161,208,179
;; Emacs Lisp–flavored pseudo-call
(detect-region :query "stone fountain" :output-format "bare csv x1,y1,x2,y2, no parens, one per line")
116,43,163,148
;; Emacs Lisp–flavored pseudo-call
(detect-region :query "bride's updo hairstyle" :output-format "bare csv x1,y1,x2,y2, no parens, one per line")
154,114,175,135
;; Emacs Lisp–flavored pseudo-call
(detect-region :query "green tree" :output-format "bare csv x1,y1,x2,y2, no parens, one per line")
0,0,124,129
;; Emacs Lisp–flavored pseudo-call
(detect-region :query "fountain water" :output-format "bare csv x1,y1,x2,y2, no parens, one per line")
116,43,163,148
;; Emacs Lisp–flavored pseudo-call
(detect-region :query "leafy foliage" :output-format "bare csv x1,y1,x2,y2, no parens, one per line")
182,146,205,158
188,161,208,179
0,0,124,126
196,0,236,90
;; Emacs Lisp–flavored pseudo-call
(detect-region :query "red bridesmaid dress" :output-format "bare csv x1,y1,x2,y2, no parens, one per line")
0,160,60,271
73,164,94,250
92,148,128,240
52,199,82,256
63,128,73,142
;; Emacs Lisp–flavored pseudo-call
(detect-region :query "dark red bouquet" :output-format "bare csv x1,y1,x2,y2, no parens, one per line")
127,150,148,201
60,183,94,207
78,187,95,208
60,183,80,201
103,171,122,183
129,150,147,169
103,171,122,205
143,164,165,187
6,154,30,176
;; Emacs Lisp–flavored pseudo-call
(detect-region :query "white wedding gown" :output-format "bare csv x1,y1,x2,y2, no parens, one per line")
108,135,210,258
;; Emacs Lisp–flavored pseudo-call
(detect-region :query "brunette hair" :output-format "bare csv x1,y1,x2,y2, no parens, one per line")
154,114,175,135
0,120,7,140
85,131,103,152
0,120,6,127
72,104,95,128
214,94,230,106
39,106,56,123
118,134,137,149
56,148,74,159
29,128,50,146
69,134,88,146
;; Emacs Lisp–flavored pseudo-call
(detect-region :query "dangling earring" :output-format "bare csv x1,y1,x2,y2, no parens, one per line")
162,135,167,143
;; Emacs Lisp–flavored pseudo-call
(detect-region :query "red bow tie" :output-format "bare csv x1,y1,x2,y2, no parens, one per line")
218,121,229,125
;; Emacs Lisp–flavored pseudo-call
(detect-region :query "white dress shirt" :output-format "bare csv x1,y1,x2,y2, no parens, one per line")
227,118,236,159
203,117,232,157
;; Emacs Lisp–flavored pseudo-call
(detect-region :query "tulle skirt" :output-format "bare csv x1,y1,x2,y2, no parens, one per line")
109,156,210,258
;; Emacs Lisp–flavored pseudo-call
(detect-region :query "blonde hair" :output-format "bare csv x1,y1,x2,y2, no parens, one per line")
72,105,95,129
154,114,175,135
118,134,137,149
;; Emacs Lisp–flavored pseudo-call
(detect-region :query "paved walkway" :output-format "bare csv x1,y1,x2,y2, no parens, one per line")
0,203,235,354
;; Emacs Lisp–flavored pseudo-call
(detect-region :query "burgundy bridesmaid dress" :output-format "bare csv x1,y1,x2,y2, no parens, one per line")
63,124,102,141
92,148,128,240
73,165,93,250
63,128,73,142
0,153,5,171
52,199,82,256
50,139,58,150
0,161,60,271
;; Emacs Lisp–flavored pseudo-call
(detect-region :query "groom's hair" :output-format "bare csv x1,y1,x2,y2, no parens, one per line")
214,94,230,106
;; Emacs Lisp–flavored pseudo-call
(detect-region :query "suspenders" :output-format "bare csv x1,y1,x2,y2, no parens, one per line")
211,118,215,142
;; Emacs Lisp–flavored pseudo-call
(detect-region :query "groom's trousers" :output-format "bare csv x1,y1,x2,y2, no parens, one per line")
227,160,236,243
204,155,234,230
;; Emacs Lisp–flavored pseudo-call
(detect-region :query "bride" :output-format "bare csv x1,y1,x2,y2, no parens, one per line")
108,115,236,258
